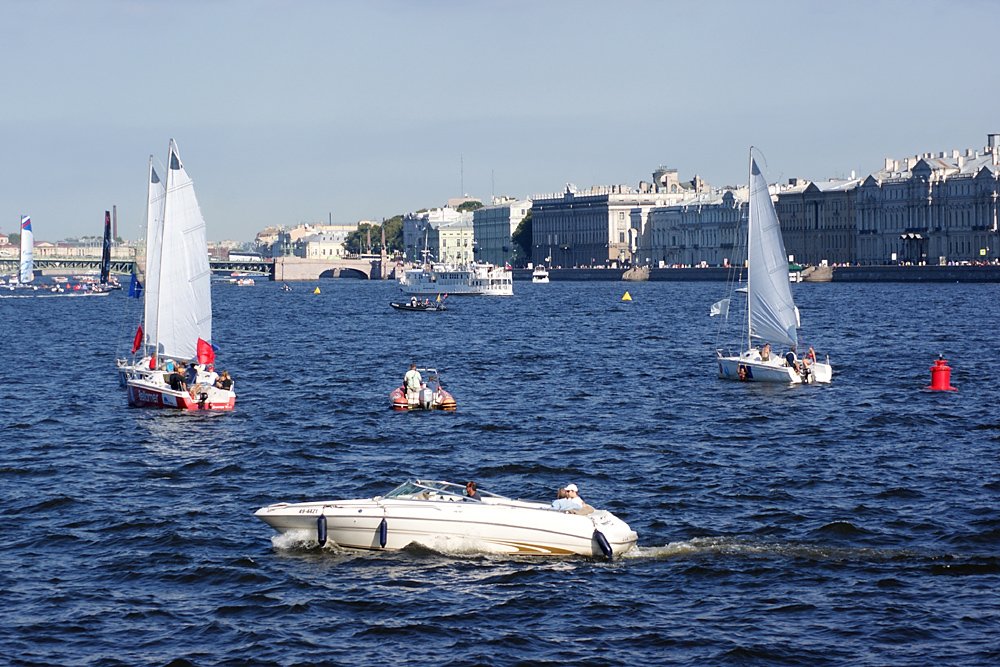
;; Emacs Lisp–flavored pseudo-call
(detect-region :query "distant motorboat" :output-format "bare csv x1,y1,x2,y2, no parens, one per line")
254,479,638,559
390,297,446,312
531,265,550,283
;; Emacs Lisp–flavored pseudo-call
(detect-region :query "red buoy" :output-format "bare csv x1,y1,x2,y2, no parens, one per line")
927,356,957,391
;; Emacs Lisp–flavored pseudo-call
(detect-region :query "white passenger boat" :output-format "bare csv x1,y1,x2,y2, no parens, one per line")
255,479,638,559
398,262,513,296
531,265,550,283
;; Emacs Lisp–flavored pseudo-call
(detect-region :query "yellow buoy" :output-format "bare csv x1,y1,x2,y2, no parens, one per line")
622,291,632,301
313,286,321,294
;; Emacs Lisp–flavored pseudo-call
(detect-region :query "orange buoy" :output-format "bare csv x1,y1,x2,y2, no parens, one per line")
927,356,957,391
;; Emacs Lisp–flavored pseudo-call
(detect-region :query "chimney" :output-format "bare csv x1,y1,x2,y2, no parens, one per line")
884,158,893,170
988,133,1000,150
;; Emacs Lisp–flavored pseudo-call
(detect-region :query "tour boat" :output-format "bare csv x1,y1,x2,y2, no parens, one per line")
119,140,237,410
389,367,456,411
254,479,638,559
398,262,512,296
714,150,832,384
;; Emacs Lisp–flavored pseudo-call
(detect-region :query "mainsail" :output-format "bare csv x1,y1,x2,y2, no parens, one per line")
149,139,212,361
141,158,165,351
747,158,798,349
18,215,34,284
100,210,112,284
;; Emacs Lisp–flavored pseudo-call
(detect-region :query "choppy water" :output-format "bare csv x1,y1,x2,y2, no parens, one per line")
1,279,998,666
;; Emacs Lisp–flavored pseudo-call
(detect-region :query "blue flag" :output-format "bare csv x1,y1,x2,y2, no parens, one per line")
128,274,144,298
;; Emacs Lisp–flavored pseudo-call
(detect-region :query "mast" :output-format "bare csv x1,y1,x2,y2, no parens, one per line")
746,148,753,347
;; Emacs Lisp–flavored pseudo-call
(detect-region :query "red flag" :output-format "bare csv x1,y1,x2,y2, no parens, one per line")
131,325,144,354
197,338,215,365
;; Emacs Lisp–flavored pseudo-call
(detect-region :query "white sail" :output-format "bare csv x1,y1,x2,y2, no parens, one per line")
18,215,34,284
142,159,166,352
747,158,797,349
152,139,212,361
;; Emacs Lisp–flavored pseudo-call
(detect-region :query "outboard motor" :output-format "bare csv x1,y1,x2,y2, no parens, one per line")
418,387,434,409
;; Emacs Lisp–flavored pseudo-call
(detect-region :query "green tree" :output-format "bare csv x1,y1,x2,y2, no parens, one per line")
511,209,532,267
456,200,483,212
343,216,406,255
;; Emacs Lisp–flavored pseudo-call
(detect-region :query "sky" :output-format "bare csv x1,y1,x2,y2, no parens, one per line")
2,0,998,242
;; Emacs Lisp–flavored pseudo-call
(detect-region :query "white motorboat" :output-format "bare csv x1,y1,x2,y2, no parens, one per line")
255,479,638,559
531,265,550,283
398,262,513,296
715,150,832,384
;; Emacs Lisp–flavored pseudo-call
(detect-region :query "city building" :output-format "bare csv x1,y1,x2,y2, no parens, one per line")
854,135,1000,265
473,197,531,266
402,207,473,262
531,168,698,268
645,188,746,267
428,218,475,265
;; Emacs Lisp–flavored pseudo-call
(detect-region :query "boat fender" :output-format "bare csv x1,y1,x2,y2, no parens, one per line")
593,529,613,561
378,518,388,548
316,515,328,547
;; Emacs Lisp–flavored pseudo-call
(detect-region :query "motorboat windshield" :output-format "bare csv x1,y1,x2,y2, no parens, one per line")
383,479,504,501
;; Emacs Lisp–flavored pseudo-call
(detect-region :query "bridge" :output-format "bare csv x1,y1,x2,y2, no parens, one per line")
273,256,388,281
0,257,272,277
0,255,388,280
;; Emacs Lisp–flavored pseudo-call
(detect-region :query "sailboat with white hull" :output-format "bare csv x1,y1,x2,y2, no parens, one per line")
119,140,236,410
715,151,832,384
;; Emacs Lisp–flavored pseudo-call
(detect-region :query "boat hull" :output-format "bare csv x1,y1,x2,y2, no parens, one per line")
126,378,236,411
389,386,456,411
255,498,637,558
390,302,446,312
718,352,832,384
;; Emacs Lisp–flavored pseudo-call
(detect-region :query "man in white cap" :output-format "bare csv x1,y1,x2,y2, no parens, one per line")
563,483,584,509
551,483,585,511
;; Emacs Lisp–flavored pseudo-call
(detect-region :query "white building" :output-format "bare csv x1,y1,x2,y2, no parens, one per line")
531,169,698,268
298,226,358,259
473,198,531,266
402,207,473,262
429,218,475,265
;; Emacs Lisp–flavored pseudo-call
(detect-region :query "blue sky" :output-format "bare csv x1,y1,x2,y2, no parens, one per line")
2,0,997,241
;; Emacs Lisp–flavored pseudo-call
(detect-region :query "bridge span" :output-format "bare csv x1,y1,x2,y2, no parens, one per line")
0,256,391,280
273,256,389,281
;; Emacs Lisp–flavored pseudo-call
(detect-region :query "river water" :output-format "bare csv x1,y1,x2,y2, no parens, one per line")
1,279,998,666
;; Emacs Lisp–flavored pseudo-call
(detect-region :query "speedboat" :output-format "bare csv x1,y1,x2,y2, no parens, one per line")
390,367,456,411
390,300,446,312
531,265,550,283
254,479,638,559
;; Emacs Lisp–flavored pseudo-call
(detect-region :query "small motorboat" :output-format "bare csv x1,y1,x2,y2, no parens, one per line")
280,283,292,292
254,479,638,559
390,299,446,312
390,367,456,410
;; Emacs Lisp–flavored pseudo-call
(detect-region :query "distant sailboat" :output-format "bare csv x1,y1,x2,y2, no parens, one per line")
18,215,34,284
715,151,832,384
100,210,112,285
120,140,236,410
